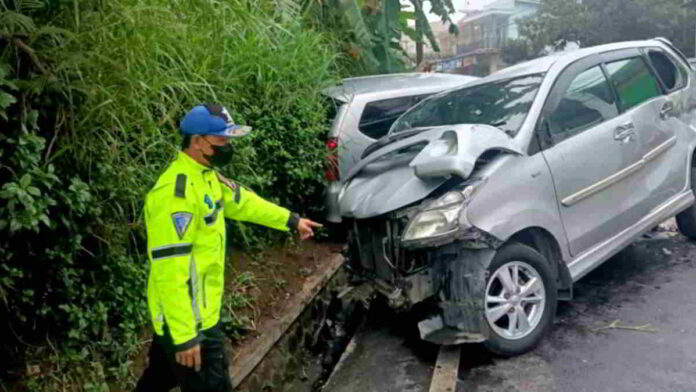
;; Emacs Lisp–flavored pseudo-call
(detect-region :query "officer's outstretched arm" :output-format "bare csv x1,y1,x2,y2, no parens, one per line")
146,185,202,351
218,173,298,231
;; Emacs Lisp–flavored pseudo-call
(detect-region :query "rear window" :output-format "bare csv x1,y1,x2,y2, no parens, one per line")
648,49,688,91
359,95,430,139
323,96,343,123
605,57,661,110
390,74,544,136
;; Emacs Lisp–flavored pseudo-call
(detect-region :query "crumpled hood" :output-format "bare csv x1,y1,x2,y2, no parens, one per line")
339,124,522,219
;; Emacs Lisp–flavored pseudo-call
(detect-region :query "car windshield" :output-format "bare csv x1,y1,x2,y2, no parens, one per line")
389,73,544,136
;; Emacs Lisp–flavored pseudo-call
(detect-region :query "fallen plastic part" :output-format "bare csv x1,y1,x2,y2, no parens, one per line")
418,316,486,345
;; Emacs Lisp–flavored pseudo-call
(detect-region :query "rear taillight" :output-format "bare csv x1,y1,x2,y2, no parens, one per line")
327,138,338,151
325,137,340,182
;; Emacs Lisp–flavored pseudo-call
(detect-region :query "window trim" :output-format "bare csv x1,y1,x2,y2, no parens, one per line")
653,38,694,72
643,47,689,94
549,65,620,145
535,54,621,149
600,52,664,114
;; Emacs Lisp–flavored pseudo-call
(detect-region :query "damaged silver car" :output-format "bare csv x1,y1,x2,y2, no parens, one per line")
339,38,696,356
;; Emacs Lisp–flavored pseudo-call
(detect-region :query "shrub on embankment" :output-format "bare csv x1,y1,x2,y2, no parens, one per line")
0,0,339,389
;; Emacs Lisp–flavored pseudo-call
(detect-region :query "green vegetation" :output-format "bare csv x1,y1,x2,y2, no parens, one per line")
0,0,458,389
0,0,339,389
517,0,696,60
303,0,459,73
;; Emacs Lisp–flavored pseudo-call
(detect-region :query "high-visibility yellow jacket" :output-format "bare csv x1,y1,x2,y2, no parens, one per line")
144,151,298,350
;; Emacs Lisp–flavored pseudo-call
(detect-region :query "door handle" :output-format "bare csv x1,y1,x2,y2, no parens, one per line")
613,123,635,142
660,101,674,119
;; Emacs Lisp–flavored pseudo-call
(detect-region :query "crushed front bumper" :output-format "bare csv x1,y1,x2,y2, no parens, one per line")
418,245,496,345
347,217,499,345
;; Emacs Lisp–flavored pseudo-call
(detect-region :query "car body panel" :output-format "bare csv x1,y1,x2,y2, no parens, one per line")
340,39,696,346
339,125,522,219
324,73,480,178
323,73,479,222
465,153,571,261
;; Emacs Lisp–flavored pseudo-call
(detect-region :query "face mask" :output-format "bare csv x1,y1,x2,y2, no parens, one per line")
201,138,234,167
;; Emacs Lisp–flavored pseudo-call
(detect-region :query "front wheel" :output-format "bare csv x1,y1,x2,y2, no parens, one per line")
482,243,557,357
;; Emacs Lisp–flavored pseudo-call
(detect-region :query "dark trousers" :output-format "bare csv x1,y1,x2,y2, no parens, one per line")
134,323,233,392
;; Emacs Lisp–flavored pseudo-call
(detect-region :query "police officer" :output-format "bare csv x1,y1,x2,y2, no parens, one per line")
134,104,322,391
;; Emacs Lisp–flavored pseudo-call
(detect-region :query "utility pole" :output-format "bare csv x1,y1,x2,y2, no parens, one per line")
416,0,424,65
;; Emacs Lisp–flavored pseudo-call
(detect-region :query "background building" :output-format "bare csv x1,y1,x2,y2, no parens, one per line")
426,0,540,75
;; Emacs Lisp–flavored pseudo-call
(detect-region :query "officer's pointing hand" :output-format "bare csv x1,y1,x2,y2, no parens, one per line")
176,344,201,372
298,218,322,240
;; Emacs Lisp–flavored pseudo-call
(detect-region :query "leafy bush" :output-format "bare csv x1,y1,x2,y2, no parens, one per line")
0,0,340,389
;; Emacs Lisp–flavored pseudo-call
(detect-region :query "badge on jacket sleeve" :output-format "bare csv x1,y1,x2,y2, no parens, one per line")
172,212,193,240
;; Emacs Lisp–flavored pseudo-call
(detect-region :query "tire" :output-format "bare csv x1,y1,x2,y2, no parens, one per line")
482,243,557,357
676,166,696,239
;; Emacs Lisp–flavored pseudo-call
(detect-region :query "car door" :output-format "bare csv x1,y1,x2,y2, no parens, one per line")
601,49,680,218
640,47,693,205
539,55,646,257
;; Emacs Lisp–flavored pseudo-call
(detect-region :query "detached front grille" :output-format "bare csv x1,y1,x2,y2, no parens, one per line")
349,216,429,282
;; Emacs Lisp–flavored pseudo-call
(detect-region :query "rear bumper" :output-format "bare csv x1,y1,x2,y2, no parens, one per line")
324,181,343,223
324,181,342,223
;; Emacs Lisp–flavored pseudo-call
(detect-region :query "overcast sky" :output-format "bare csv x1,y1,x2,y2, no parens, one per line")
401,0,497,23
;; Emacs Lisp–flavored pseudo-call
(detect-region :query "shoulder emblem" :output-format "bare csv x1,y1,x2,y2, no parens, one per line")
172,212,193,240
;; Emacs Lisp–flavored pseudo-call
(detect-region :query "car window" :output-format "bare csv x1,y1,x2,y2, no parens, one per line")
323,96,343,125
359,96,415,139
605,57,662,111
648,49,688,91
547,66,619,143
390,74,543,136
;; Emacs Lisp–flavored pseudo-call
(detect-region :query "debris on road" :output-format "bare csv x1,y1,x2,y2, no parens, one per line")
429,345,461,392
590,319,659,334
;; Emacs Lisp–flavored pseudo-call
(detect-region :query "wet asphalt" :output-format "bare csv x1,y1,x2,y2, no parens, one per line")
322,221,696,392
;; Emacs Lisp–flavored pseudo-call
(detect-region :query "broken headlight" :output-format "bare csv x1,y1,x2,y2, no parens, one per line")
402,184,479,243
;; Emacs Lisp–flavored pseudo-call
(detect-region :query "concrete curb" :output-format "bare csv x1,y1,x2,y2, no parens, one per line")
229,253,345,388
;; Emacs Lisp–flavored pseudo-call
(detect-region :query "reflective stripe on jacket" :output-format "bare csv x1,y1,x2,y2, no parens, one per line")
145,151,294,350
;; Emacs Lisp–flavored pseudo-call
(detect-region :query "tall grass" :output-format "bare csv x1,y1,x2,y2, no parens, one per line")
1,0,341,389
68,0,339,226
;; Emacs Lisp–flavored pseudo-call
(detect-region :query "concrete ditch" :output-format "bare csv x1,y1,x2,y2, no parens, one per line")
230,253,368,392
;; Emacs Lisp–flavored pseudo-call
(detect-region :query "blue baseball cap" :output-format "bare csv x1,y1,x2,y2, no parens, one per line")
180,103,252,138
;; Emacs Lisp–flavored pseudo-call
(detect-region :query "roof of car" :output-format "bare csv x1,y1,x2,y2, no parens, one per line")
323,73,479,102
489,39,670,81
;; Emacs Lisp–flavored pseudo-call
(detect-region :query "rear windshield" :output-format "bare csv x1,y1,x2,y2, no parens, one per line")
390,74,544,136
323,96,344,123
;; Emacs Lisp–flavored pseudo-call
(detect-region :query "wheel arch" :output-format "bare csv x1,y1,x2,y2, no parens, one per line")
506,227,573,300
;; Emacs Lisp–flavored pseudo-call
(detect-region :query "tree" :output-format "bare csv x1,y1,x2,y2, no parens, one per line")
519,0,696,56
301,0,459,74
501,38,538,65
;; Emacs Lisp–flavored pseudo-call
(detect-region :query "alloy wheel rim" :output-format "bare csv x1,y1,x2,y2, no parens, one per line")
485,261,546,340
